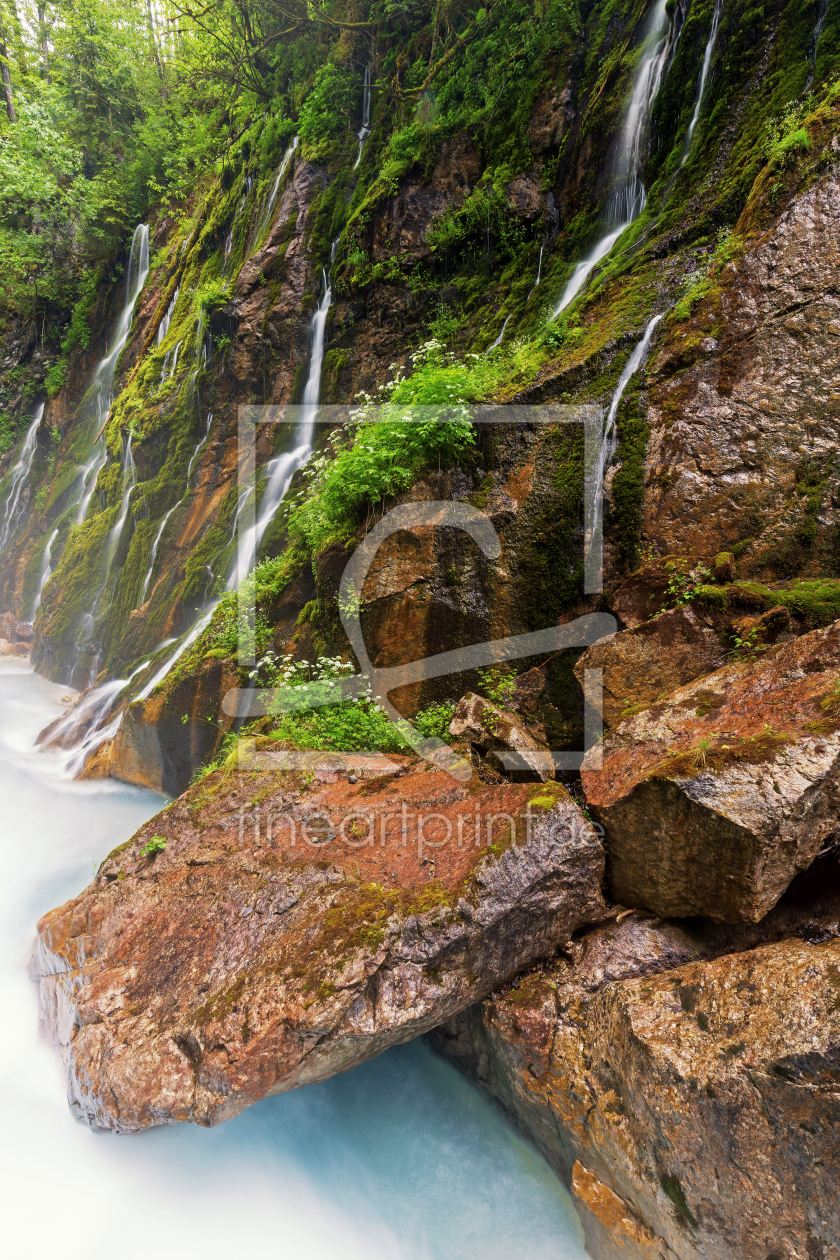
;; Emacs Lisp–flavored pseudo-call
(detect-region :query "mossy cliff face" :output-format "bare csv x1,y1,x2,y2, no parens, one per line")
0,0,836,780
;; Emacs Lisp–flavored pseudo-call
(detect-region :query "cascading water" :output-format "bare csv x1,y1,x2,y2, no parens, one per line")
231,258,335,588
161,339,183,381
157,287,180,345
29,526,59,618
0,403,43,552
487,313,512,352
137,506,176,606
681,0,723,163
353,64,372,170
136,412,215,610
552,0,674,317
103,436,136,579
587,314,663,588
807,0,830,87
260,135,300,235
74,224,151,529
527,243,544,301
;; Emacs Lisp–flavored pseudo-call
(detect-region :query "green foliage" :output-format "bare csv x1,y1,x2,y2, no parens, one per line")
196,278,231,317
287,341,477,555
298,64,356,149
659,560,711,613
477,665,516,708
263,655,449,754
140,835,167,856
44,360,68,399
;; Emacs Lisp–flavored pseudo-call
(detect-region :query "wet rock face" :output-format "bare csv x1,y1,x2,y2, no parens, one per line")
583,620,840,922
573,606,727,729
433,906,840,1260
647,171,840,577
449,691,555,782
34,763,605,1132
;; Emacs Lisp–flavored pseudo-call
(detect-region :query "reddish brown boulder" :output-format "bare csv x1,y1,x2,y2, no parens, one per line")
573,606,726,729
449,691,555,782
582,620,840,922
434,919,840,1260
35,761,605,1131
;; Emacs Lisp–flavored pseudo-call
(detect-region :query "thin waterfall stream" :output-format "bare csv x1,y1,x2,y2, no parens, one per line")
682,0,723,162
353,64,372,169
0,403,44,552
587,314,663,589
552,0,674,317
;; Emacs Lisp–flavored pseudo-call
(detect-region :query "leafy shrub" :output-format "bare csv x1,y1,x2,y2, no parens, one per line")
196,278,231,316
299,65,356,146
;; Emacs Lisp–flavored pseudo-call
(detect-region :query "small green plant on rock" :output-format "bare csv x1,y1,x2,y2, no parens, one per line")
141,835,167,857
659,560,710,612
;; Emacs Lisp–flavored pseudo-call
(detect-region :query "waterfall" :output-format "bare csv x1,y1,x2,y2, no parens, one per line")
682,0,723,163
161,338,183,382
352,65,372,170
103,436,136,576
552,0,673,317
587,314,663,589
0,403,43,552
527,243,544,301
230,264,334,588
134,605,218,702
76,224,150,527
807,0,830,87
157,287,180,345
487,314,511,352
186,411,213,485
137,506,176,606
29,526,59,618
135,412,214,610
261,135,300,232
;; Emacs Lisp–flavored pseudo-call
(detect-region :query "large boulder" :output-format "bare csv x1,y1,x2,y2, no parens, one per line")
573,606,727,729
582,620,840,922
35,759,605,1132
433,903,840,1260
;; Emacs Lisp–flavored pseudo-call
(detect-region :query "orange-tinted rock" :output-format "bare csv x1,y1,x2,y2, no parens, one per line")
449,691,555,782
34,763,605,1131
582,620,840,922
434,918,840,1260
573,606,726,729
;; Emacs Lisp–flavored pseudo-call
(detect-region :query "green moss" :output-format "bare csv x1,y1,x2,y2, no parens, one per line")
660,1174,698,1231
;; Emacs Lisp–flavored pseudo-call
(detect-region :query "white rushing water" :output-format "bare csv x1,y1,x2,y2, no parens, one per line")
157,287,180,345
586,314,662,591
29,526,59,619
487,313,512,352
261,134,300,234
75,224,151,528
353,64,373,170
230,261,334,588
0,403,44,552
682,0,723,162
552,0,673,317
0,659,590,1260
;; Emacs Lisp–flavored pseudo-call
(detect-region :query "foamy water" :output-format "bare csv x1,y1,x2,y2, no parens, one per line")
0,658,589,1259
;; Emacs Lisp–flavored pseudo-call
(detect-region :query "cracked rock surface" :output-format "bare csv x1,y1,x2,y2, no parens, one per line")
34,758,604,1131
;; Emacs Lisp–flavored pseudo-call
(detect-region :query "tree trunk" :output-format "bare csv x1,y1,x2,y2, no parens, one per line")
0,32,16,122
145,0,167,100
37,5,50,81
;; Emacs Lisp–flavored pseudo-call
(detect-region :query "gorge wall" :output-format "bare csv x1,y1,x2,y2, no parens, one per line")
4,2,840,1257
